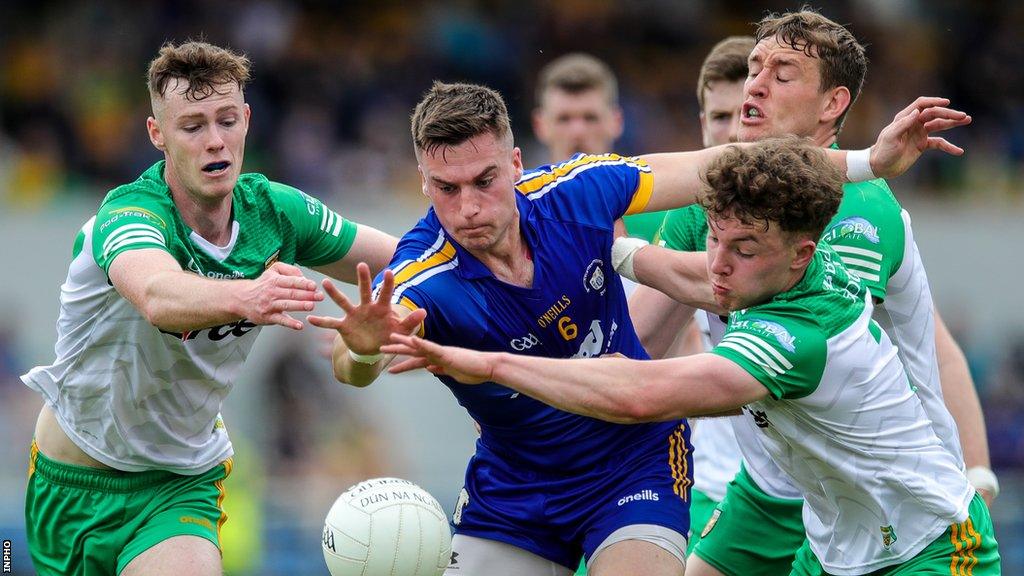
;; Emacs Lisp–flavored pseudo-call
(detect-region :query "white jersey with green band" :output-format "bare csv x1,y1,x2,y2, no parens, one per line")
734,179,965,502
712,245,973,575
22,161,357,474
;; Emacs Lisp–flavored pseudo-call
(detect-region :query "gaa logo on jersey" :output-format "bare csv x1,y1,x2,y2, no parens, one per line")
584,259,607,295
509,333,540,351
880,524,898,550
825,216,880,244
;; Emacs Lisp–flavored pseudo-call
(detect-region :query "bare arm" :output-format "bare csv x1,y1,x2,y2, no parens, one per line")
933,309,994,499
630,245,725,315
636,98,971,213
384,335,768,423
628,284,697,359
109,249,323,332
308,263,425,387
314,223,398,283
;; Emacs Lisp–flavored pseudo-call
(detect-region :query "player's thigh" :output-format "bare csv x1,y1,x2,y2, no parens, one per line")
590,538,684,576
445,534,573,576
684,554,727,576
120,535,221,576
690,469,805,576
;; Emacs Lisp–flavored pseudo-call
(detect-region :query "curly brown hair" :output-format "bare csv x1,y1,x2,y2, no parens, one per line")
699,136,844,239
147,41,252,102
411,81,513,158
755,8,867,134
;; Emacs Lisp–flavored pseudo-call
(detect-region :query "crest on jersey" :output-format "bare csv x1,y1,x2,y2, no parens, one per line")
826,216,880,244
452,488,469,526
880,524,898,550
700,508,722,538
264,249,281,270
584,259,607,295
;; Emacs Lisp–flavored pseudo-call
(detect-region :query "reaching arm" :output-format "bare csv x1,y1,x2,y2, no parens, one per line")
635,98,971,214
314,223,398,283
308,263,426,387
628,284,697,359
109,248,323,332
933,309,995,501
384,334,768,424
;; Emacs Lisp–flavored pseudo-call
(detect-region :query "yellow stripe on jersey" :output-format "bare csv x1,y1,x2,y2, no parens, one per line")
950,518,981,576
215,458,234,544
28,440,39,479
392,241,458,287
397,296,426,337
624,170,654,215
668,423,691,501
516,154,652,200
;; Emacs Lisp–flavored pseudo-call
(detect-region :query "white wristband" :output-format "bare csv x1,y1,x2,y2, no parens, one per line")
966,466,1000,498
348,348,384,365
846,147,876,182
611,236,649,282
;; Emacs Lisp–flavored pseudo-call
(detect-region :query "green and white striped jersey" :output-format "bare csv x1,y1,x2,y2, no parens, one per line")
712,245,972,574
22,161,357,474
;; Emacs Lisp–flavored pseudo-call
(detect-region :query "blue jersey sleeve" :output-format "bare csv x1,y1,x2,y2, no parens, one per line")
515,154,653,230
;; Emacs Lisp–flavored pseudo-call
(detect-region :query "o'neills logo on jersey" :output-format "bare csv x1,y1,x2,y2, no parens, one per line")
160,319,257,342
823,216,880,244
186,257,245,279
617,489,660,506
536,295,571,328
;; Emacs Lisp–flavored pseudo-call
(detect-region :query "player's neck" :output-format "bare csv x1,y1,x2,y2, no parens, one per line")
170,186,234,245
472,219,534,288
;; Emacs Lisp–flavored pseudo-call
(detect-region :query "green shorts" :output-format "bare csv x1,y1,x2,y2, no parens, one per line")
686,488,719,554
790,492,1000,575
691,464,805,576
25,441,232,576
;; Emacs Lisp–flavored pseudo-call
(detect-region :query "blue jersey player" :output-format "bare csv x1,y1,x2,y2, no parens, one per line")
308,82,970,576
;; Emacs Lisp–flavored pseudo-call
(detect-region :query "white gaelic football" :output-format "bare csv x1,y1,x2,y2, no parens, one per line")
322,477,452,576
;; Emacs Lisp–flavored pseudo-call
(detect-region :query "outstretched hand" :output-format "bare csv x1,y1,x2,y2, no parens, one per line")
869,97,971,179
244,261,324,330
307,262,425,355
383,333,495,385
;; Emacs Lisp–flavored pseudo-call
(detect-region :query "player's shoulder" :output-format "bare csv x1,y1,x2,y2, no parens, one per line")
516,153,650,200
722,304,828,367
840,178,901,213
98,162,173,211
388,213,462,305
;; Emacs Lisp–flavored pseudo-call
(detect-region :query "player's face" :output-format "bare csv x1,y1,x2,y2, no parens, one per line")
533,88,623,162
705,215,815,311
147,80,250,203
418,132,524,254
700,79,745,148
739,37,838,144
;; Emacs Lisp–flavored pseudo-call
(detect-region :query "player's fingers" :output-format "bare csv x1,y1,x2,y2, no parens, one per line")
381,341,415,356
357,263,374,304
926,137,964,155
916,106,967,124
376,269,396,305
269,312,303,331
398,309,427,333
273,299,320,313
894,97,950,121
280,286,324,302
323,279,356,313
270,261,305,277
388,356,431,374
882,108,920,139
307,315,345,330
276,274,318,292
921,117,971,133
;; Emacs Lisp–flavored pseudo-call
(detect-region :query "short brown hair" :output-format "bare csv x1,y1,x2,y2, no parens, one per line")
411,81,513,157
147,41,252,101
697,36,756,110
535,53,618,107
755,8,867,133
700,136,843,239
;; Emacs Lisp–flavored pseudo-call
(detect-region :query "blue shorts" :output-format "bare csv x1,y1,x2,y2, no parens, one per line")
451,421,693,569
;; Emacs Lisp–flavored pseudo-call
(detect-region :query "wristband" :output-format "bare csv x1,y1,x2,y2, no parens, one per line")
846,147,876,182
348,349,384,365
966,466,999,498
611,236,649,282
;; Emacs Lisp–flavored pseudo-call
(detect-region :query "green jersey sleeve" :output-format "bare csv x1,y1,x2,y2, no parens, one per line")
269,182,357,267
822,179,906,301
656,204,708,251
711,308,827,400
92,192,175,274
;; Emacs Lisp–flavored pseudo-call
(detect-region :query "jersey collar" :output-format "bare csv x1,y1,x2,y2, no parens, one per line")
443,192,539,281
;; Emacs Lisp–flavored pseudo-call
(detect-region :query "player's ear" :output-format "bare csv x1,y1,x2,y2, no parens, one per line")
609,105,624,140
147,117,165,151
792,238,817,269
820,86,851,127
531,108,548,143
512,147,524,182
417,165,429,198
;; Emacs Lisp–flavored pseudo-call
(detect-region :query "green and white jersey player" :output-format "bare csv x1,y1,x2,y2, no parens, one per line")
632,9,996,576
383,139,1000,576
21,42,399,576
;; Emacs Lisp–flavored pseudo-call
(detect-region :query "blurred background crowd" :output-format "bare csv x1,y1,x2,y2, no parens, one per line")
1,0,1022,574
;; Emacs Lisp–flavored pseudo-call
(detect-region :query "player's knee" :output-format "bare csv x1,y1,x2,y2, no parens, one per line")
590,539,685,576
120,535,222,576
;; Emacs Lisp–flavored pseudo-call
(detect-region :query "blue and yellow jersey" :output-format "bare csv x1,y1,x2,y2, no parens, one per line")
376,154,684,472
